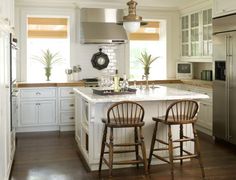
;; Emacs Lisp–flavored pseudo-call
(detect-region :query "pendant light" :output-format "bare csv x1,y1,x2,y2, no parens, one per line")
119,0,146,33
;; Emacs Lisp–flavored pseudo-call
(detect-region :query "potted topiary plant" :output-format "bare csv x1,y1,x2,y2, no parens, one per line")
138,51,159,88
33,49,62,81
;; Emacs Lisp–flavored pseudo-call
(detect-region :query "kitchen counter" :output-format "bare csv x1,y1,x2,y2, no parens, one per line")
16,79,213,89
73,86,209,103
16,81,85,88
74,86,209,170
181,79,213,89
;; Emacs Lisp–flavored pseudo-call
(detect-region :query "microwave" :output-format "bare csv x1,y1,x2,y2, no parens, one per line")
176,62,193,79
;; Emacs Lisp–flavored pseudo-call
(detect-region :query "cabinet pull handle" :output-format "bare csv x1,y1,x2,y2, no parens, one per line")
69,104,74,107
69,92,74,94
36,92,41,95
4,18,9,22
70,117,74,120
36,103,40,105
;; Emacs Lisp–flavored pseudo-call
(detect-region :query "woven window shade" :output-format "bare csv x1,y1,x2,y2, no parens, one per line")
128,21,160,41
28,17,68,38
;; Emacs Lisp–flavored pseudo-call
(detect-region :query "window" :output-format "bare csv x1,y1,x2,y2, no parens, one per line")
129,21,166,80
27,17,70,82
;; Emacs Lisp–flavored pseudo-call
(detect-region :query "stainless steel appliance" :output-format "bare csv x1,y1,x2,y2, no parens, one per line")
80,8,128,44
10,33,18,131
213,14,236,144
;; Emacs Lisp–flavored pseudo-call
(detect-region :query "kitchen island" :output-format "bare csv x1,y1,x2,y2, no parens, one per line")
73,86,208,171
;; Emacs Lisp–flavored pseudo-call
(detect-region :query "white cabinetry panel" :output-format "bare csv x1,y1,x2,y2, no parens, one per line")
181,8,212,62
213,0,236,17
38,101,56,125
18,88,57,128
20,101,37,126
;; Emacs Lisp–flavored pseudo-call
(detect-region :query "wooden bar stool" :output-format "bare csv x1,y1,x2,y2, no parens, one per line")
98,101,148,177
148,100,205,179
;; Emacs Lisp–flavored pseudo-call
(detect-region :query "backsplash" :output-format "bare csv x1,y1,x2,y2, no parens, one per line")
73,43,125,80
99,45,117,75
193,62,213,80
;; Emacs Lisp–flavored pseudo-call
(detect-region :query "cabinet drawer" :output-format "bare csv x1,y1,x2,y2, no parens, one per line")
20,88,56,99
60,99,75,110
60,112,75,124
59,87,75,98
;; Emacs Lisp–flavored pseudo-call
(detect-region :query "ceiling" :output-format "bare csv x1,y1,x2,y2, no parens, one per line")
16,0,207,10
80,0,199,9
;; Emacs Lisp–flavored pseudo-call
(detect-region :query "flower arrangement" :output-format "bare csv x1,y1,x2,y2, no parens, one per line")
33,49,63,81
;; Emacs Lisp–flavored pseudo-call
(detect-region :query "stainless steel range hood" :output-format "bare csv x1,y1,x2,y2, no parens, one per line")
80,8,128,44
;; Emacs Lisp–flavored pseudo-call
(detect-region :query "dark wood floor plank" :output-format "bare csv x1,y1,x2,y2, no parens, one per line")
10,131,236,180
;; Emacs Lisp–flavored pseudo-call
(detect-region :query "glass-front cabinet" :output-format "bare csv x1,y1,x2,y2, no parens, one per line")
181,8,212,62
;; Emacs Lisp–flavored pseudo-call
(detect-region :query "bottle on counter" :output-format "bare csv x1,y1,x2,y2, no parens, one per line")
113,69,120,92
121,74,129,91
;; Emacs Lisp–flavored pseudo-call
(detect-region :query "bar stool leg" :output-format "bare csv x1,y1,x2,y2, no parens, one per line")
168,125,174,180
99,126,107,172
180,124,183,165
109,128,114,177
192,123,205,178
139,127,148,174
148,121,158,169
134,127,139,168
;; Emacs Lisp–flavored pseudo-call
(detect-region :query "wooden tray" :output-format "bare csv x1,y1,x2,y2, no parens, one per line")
92,88,136,95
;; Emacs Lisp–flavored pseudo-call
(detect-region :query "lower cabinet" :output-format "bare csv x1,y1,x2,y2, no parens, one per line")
197,101,213,135
162,83,213,135
20,100,56,126
17,87,76,132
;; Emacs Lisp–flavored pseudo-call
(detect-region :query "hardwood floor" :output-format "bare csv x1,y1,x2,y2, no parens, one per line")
10,131,236,180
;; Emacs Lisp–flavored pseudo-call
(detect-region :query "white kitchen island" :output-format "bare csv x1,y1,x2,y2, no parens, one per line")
73,86,208,171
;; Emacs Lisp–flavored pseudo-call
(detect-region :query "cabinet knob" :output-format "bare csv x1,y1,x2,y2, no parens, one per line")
69,104,74,107
70,117,74,120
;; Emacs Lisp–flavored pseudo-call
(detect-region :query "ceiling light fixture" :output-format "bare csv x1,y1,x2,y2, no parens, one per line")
119,0,146,33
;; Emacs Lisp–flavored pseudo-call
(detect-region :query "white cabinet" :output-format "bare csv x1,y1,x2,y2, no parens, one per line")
58,87,75,126
20,100,56,126
181,8,212,62
0,0,15,28
18,88,57,128
213,0,236,17
0,23,13,180
162,83,213,135
181,84,213,135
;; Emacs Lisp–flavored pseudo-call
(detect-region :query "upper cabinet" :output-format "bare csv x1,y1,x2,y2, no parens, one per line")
213,0,236,18
181,8,212,62
0,0,15,28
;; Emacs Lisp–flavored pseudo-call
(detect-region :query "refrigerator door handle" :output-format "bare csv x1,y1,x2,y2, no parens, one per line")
225,35,230,140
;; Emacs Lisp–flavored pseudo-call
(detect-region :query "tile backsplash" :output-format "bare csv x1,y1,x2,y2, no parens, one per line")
193,62,213,80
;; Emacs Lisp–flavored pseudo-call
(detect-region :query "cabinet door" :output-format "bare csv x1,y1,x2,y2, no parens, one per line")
198,102,213,131
190,12,200,56
0,0,14,27
202,9,212,56
38,100,56,125
213,0,236,17
20,101,38,126
181,15,190,56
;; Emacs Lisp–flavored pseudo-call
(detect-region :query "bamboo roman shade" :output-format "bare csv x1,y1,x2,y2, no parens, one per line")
128,21,160,41
28,17,68,38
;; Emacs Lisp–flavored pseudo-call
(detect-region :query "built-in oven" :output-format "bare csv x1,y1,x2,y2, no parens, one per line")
10,33,18,131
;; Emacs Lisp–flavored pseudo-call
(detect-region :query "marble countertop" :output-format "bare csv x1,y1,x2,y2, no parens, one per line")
73,86,209,103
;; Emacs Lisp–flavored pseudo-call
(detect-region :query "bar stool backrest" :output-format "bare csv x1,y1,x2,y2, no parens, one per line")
165,100,199,123
107,101,145,125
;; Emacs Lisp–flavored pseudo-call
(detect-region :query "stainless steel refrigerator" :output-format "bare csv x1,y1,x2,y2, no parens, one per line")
213,14,236,144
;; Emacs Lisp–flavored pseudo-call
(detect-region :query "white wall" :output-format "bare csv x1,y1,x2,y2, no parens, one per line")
15,1,180,81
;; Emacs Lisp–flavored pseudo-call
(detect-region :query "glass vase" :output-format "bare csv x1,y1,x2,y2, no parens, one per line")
45,67,51,81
